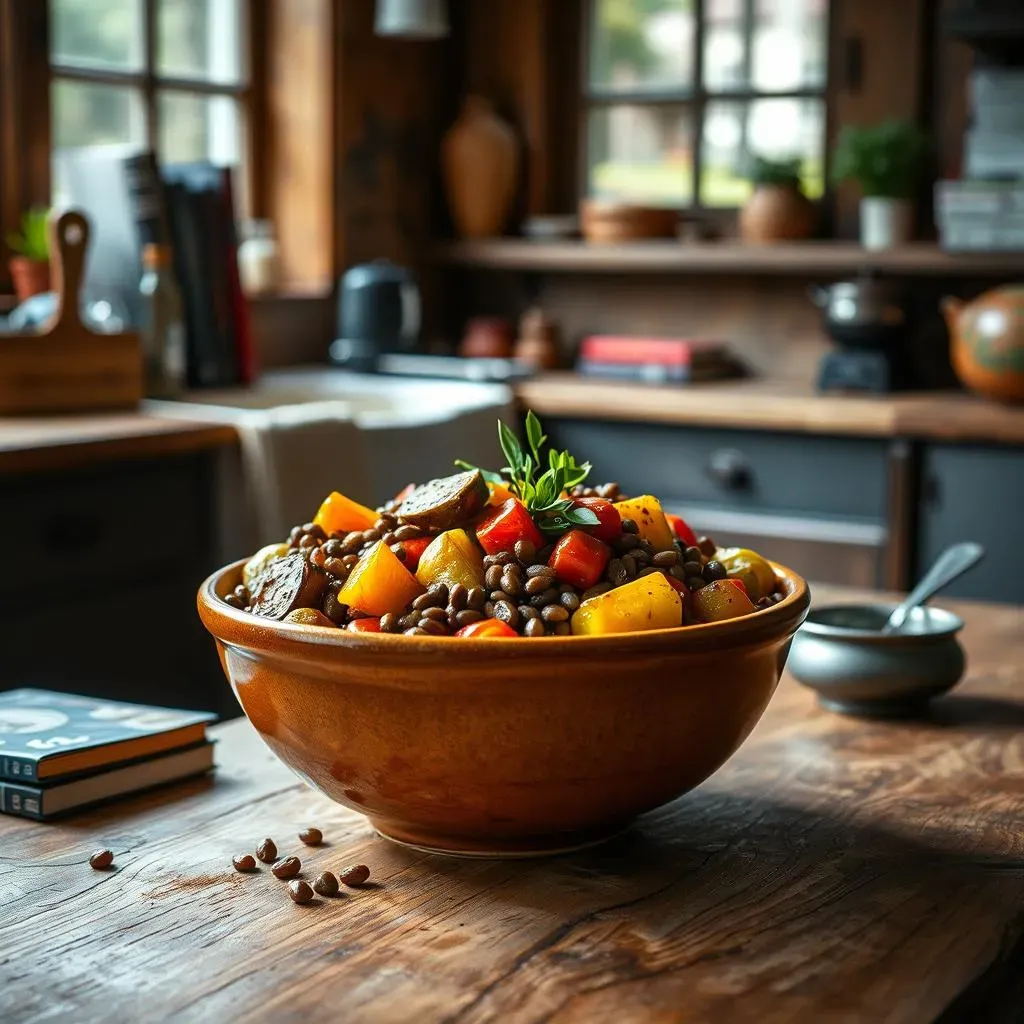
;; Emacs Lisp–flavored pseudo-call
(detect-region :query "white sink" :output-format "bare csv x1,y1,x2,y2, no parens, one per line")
147,366,516,558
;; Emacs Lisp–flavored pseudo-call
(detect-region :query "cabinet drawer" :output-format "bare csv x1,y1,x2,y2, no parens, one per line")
0,458,208,608
545,420,889,521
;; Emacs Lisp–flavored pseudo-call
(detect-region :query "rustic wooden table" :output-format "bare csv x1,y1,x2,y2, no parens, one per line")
2,590,1022,1023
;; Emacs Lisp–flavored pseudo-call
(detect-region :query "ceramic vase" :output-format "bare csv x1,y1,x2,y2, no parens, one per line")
860,197,912,251
442,96,519,239
739,185,817,243
8,257,50,303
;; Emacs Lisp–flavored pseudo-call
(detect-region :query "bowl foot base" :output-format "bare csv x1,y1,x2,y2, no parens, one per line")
818,695,930,719
370,818,629,859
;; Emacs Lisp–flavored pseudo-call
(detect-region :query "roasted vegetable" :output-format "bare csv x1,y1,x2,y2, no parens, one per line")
455,619,518,638
692,578,757,622
715,548,775,602
571,497,622,544
313,491,378,535
612,495,675,552
396,470,489,531
548,529,611,590
476,497,544,555
347,617,383,633
283,608,335,627
243,542,290,591
400,536,432,572
571,573,682,635
665,512,699,548
249,551,328,620
338,541,424,616
415,529,485,591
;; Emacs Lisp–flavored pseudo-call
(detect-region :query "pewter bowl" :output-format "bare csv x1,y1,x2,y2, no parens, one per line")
788,603,966,717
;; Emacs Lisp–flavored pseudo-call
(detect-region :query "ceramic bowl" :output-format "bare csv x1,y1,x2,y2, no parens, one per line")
788,603,966,718
198,561,810,857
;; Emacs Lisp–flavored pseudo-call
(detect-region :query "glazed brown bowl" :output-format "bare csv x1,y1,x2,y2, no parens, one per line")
198,560,810,857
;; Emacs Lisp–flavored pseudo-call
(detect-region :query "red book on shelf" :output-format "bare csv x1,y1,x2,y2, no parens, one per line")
578,335,728,367
220,168,257,384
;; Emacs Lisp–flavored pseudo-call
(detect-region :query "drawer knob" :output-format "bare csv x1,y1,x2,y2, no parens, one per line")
706,449,751,491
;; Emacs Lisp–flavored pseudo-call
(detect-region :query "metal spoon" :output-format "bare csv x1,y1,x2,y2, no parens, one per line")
882,542,985,634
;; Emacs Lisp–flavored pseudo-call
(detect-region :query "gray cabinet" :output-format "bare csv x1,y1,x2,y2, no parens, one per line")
918,443,1024,604
544,419,899,589
0,453,237,717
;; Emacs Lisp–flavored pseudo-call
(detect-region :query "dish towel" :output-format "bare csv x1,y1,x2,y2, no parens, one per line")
233,401,374,548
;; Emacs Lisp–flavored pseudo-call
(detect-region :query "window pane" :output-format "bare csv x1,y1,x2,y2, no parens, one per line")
588,105,694,206
157,0,245,84
703,0,828,93
51,0,143,71
159,91,243,164
700,98,825,207
52,80,145,150
589,0,695,94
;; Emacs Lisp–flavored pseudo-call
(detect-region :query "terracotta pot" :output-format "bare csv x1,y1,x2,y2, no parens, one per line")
943,285,1024,404
739,184,817,243
198,559,810,857
513,307,561,370
579,200,677,244
8,257,51,303
459,317,513,359
442,96,519,239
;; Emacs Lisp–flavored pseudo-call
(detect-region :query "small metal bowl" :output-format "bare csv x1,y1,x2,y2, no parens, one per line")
788,603,966,718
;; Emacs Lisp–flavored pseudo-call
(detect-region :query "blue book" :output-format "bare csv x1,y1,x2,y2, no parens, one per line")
0,689,214,783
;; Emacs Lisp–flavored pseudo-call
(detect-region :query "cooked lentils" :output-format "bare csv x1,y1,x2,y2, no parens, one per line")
227,482,781,633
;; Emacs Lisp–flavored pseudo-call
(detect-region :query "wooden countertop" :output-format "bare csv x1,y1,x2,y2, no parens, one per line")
2,586,1021,1022
0,410,237,474
516,373,1024,444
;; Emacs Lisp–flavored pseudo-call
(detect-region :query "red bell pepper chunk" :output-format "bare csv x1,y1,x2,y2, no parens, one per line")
400,536,432,572
665,512,698,548
723,578,749,599
572,496,622,544
455,619,519,638
475,497,544,555
665,574,689,596
548,529,611,590
347,617,382,633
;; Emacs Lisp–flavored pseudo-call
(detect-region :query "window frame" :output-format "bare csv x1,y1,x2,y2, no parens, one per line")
580,0,832,214
48,0,267,215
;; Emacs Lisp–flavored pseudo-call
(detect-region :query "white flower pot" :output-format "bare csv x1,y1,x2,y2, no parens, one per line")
375,0,448,39
859,197,913,251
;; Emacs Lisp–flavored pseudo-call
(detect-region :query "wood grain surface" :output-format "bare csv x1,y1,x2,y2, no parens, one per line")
1,588,1022,1023
515,373,1024,445
0,412,237,475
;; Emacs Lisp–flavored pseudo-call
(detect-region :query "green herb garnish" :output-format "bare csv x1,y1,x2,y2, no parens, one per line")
456,411,600,535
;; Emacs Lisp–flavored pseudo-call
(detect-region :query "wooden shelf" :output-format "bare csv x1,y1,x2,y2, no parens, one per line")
433,239,1024,277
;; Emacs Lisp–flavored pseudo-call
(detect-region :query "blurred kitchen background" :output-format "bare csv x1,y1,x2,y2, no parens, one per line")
1,0,1023,713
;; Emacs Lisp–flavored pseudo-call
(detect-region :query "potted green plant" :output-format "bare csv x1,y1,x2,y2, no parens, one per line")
738,155,817,243
832,120,929,250
6,206,51,302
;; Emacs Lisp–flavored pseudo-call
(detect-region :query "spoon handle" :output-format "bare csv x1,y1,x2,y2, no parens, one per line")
884,542,985,634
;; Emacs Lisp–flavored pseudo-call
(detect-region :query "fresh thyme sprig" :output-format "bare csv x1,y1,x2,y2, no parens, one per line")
456,411,600,535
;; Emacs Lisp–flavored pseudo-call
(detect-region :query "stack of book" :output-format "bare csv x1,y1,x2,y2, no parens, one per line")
575,335,743,384
0,689,215,821
54,147,255,388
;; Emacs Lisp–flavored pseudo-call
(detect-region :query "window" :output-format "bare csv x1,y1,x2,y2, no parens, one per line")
586,0,828,209
49,0,251,198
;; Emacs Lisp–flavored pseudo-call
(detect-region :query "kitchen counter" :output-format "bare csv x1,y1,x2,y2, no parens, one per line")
2,585,1021,1023
515,373,1024,444
0,410,238,474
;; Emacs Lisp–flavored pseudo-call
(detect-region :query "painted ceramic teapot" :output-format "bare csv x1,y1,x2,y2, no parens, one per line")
942,285,1024,404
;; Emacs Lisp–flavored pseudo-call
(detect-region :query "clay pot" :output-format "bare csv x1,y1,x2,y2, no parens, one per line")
513,307,561,370
9,257,51,303
198,558,809,857
442,96,519,239
739,184,817,243
943,285,1024,404
579,200,677,244
459,317,513,359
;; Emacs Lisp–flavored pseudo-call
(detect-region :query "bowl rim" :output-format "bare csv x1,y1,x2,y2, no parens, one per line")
198,558,811,657
799,602,964,642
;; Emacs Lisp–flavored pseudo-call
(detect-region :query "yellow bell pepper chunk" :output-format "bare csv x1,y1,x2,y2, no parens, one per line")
338,541,424,616
487,480,516,505
612,495,675,552
571,574,682,636
243,542,290,591
313,491,378,536
692,579,757,622
415,529,485,591
714,547,775,602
